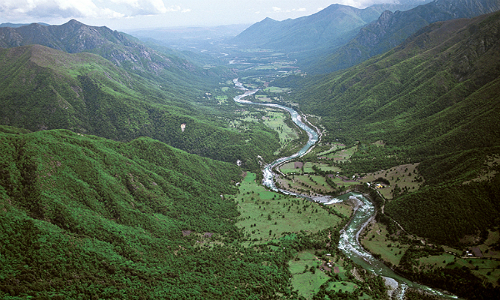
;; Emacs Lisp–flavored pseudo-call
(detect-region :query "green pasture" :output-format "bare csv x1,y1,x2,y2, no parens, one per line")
360,222,409,266
289,250,322,273
292,272,330,299
295,174,331,194
264,86,290,93
260,109,299,148
229,107,299,151
327,176,359,187
447,257,500,285
303,162,315,173
328,203,353,219
235,173,343,243
289,250,329,299
278,172,359,196
317,145,357,162
359,163,423,199
327,281,359,294
317,143,346,156
316,163,341,173
288,250,362,299
255,95,273,102
280,162,339,175
418,253,456,269
280,162,302,174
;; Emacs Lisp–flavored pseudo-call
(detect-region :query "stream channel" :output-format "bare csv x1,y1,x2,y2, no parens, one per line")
233,79,457,299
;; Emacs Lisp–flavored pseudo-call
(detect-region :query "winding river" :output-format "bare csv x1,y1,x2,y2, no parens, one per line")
233,79,457,299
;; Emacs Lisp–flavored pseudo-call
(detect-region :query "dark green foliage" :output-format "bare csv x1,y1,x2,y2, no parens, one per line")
315,0,500,73
291,12,500,245
386,173,500,245
0,45,280,170
396,246,500,299
0,127,298,298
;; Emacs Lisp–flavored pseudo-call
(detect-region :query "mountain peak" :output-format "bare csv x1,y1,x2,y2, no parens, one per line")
62,19,86,29
261,17,277,23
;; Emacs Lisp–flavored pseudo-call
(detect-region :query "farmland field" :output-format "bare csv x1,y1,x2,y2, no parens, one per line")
235,172,344,243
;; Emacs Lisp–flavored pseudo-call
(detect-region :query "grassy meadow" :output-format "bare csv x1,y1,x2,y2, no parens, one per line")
360,222,410,267
233,172,392,299
235,172,344,243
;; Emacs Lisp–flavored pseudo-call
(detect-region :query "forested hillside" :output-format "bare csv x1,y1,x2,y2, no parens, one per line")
313,0,500,73
289,11,500,245
0,19,216,87
2,2,500,298
230,1,430,67
0,42,280,170
0,126,263,298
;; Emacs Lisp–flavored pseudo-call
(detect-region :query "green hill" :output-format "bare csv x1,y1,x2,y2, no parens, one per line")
230,2,429,67
0,44,280,170
0,19,212,86
290,11,500,245
314,0,500,73
0,126,262,298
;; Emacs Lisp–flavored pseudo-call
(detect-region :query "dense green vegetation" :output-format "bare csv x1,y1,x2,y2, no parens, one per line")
0,126,253,298
0,127,389,299
0,45,280,171
2,3,500,298
0,126,327,298
313,0,500,74
285,11,500,245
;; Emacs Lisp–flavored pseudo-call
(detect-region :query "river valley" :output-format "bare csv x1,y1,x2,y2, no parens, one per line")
233,78,457,299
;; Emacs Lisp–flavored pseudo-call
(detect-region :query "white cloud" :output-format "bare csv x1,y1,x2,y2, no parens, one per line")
0,0,189,21
271,6,307,14
0,0,122,19
109,0,177,15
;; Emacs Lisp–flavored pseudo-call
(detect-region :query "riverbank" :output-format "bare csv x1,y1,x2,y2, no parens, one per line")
233,78,458,299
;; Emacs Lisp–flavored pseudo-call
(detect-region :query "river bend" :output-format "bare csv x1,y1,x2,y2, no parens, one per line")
233,79,455,299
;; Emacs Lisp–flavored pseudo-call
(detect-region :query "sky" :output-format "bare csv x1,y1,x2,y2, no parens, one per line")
1,0,402,30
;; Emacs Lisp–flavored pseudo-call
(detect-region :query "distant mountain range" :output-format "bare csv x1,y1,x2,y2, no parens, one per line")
0,19,206,79
0,22,50,28
230,0,500,73
313,0,500,73
0,20,280,169
291,10,500,246
231,1,432,56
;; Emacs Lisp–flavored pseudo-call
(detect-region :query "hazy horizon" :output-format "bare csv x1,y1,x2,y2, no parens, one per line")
1,0,420,30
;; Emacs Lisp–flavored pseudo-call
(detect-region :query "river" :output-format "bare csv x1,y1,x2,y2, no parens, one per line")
233,78,457,299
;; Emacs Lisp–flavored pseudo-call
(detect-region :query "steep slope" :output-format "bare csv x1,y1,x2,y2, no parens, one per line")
0,126,287,298
0,20,216,95
0,20,177,72
293,11,500,244
315,0,500,73
231,2,430,55
0,45,280,169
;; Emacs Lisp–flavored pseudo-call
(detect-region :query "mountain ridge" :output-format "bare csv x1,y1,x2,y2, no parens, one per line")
0,19,209,79
290,10,500,245
0,43,279,169
230,2,431,55
314,0,500,73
